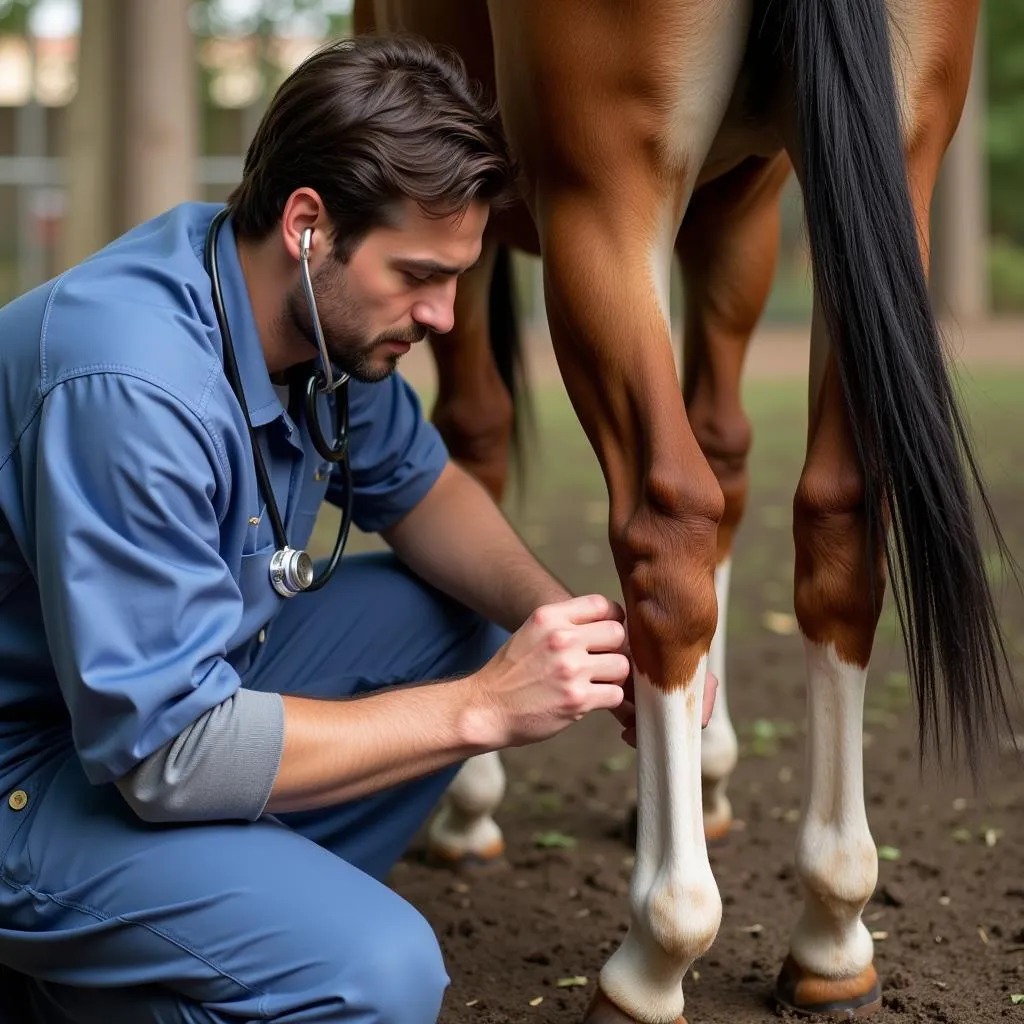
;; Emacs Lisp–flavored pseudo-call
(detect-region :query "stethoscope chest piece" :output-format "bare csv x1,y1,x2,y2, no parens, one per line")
269,546,316,597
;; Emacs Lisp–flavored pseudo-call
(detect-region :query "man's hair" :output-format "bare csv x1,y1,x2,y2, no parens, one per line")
226,34,517,257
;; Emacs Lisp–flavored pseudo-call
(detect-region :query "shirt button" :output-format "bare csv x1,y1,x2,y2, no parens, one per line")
257,628,267,644
8,790,28,811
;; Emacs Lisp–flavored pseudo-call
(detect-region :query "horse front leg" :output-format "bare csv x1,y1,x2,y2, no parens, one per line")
485,0,754,1017
542,184,725,1024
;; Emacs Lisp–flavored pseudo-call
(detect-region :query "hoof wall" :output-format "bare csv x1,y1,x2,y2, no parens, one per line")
424,841,507,874
703,814,732,845
582,990,685,1024
775,956,882,1018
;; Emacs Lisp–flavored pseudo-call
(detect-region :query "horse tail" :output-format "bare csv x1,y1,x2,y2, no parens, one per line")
488,242,533,489
780,0,1016,776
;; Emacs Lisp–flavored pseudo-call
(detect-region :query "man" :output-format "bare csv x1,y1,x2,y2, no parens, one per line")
0,34,715,1023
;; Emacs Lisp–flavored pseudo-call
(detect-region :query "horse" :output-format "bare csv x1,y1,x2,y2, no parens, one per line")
354,2,1014,1021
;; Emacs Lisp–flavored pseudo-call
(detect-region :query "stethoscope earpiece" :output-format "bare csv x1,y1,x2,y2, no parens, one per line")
297,224,347,397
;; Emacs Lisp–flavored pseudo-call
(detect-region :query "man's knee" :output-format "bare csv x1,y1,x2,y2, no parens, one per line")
262,884,449,1023
337,903,449,1024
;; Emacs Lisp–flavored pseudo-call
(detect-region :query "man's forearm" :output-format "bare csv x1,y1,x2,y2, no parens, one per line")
265,677,496,814
381,461,572,632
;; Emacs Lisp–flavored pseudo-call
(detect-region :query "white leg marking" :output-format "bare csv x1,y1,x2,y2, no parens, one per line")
790,641,876,979
701,557,738,834
600,669,722,1024
428,751,506,861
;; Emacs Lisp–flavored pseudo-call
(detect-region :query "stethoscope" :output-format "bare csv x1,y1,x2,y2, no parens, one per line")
204,206,352,598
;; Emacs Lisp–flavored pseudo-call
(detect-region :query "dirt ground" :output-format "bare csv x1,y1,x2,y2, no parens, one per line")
371,324,1024,1024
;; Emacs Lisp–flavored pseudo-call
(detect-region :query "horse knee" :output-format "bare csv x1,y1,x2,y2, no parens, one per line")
613,468,724,679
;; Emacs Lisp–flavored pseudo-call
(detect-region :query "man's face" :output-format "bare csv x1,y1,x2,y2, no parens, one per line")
285,198,487,383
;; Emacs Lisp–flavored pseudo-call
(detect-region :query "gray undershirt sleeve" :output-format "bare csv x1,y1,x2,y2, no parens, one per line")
115,688,285,823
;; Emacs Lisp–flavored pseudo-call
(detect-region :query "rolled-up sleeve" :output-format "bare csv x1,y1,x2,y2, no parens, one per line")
330,373,449,533
32,371,245,786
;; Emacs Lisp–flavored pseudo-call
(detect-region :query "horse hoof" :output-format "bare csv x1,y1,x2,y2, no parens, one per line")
774,955,882,1018
703,812,732,845
424,839,507,874
582,989,686,1024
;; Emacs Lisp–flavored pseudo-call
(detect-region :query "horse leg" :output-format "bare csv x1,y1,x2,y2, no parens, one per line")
426,749,507,870
775,338,885,1016
427,237,514,504
775,0,995,1014
421,238,513,869
677,154,791,843
487,2,754,1019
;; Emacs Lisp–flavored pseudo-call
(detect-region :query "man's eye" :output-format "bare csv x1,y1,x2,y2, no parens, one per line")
403,271,430,285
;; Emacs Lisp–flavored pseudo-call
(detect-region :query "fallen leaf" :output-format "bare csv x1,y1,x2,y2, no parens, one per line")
740,923,764,935
763,611,797,636
1011,994,1024,1005
600,752,633,773
556,976,589,988
871,930,889,941
978,927,990,945
466,999,479,1007
877,845,901,861
534,831,577,849
951,828,973,844
529,997,544,1007
984,827,1002,847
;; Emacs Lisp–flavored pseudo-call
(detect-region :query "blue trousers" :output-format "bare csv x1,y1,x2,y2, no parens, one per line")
0,553,507,1023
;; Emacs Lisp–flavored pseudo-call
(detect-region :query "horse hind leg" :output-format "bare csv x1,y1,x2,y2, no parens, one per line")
428,236,515,504
677,153,791,843
775,338,884,1017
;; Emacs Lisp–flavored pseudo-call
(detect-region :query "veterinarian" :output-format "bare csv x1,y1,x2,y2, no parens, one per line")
0,34,716,1023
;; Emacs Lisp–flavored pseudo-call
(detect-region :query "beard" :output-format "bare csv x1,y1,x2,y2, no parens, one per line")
284,261,427,384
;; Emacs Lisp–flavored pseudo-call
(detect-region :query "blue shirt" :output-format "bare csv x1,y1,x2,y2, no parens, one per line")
0,202,448,790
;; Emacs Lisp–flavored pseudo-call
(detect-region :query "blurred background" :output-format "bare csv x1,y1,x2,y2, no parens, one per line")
0,0,1020,329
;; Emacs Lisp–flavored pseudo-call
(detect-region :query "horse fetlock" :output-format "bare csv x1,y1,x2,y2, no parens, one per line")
795,826,878,913
446,752,506,819
789,826,877,979
638,867,722,965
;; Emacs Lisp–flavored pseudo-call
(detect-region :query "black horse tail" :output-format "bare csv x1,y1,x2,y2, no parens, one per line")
778,0,1016,776
488,242,533,492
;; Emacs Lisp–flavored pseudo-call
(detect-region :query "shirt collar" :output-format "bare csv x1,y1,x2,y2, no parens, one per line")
210,209,285,428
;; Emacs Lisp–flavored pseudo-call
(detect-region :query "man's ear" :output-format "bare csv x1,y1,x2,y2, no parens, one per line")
280,188,328,265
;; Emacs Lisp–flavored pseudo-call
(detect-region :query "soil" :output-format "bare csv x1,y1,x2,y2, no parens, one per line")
384,326,1024,1024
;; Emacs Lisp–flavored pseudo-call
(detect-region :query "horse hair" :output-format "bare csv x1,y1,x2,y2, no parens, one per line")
777,0,1018,779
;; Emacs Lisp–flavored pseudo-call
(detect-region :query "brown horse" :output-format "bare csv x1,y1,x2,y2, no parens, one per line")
355,2,1014,1021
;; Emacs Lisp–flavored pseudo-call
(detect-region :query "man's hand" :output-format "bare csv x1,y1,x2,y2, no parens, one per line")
611,670,719,748
463,593,630,748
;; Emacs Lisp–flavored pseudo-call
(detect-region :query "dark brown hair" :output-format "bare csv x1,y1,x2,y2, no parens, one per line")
226,34,516,257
